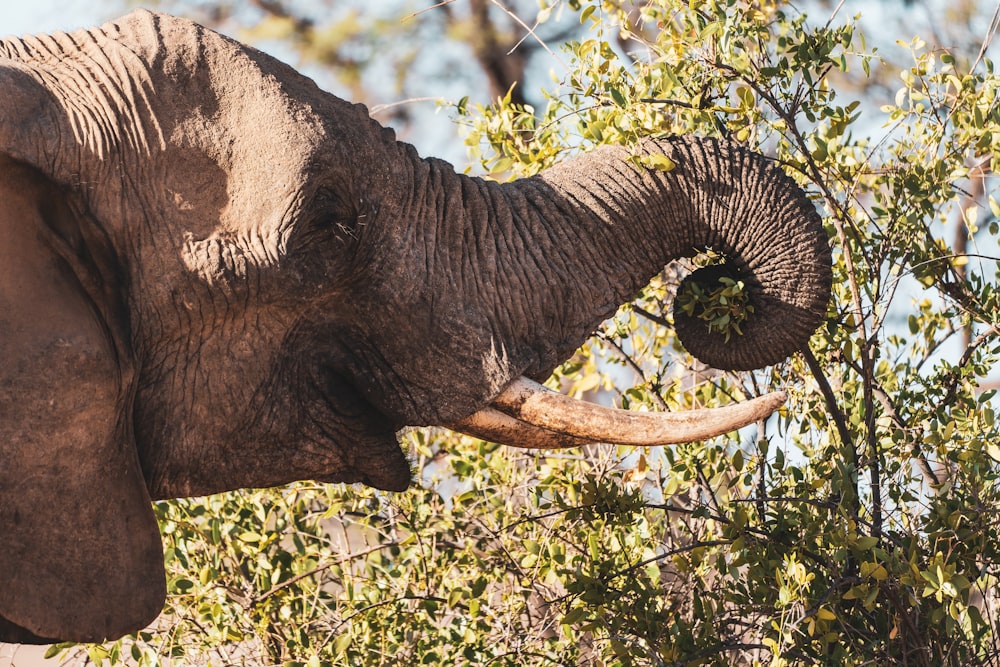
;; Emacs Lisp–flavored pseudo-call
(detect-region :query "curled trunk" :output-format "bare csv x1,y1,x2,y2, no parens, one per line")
497,135,831,379
436,135,830,446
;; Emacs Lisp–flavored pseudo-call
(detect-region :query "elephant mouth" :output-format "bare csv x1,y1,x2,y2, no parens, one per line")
451,376,786,449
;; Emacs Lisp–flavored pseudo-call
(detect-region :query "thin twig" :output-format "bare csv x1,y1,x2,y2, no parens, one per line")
488,0,560,61
610,540,732,579
402,0,461,22
823,0,848,29
370,97,450,114
253,541,399,604
333,594,450,632
869,384,940,487
597,331,670,411
632,304,672,329
756,419,768,520
639,97,698,109
970,0,1000,74
801,348,855,467
942,324,1000,404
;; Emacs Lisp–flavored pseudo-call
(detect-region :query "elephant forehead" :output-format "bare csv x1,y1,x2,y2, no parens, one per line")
163,96,323,259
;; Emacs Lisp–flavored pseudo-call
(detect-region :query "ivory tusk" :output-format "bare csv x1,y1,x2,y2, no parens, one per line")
486,376,786,446
451,407,596,450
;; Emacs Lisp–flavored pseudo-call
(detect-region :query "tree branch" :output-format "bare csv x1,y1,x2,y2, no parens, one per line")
253,541,400,605
801,348,856,464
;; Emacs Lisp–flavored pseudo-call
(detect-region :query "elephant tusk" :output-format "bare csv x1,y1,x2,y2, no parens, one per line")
451,407,596,450
481,376,786,446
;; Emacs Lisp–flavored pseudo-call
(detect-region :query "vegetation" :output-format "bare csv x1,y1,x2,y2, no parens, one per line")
51,0,1000,664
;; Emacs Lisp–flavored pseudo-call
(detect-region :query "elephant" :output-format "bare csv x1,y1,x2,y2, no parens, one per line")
0,10,831,644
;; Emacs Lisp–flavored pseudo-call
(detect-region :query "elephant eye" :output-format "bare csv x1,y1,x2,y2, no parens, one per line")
312,187,359,237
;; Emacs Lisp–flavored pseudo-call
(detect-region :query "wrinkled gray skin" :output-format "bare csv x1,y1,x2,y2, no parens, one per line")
0,11,831,644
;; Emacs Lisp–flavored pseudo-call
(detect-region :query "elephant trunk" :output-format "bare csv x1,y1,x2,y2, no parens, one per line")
496,134,831,378
364,135,828,443
442,135,829,447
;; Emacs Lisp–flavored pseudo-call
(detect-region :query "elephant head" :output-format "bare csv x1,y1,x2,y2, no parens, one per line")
0,11,831,643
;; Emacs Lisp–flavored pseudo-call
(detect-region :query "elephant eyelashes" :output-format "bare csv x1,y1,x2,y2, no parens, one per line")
312,188,359,235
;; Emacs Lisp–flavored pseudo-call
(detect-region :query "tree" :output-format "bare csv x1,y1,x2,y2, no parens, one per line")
50,0,999,665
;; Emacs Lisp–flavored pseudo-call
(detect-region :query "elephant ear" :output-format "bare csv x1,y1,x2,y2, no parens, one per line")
0,62,164,642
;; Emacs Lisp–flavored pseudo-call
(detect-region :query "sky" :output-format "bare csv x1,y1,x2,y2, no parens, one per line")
1,1,126,37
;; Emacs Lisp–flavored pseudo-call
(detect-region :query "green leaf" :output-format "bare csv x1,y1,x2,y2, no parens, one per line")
588,532,600,560
855,536,878,551
44,644,74,660
609,86,627,108
333,633,352,655
638,153,676,172
87,646,110,664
